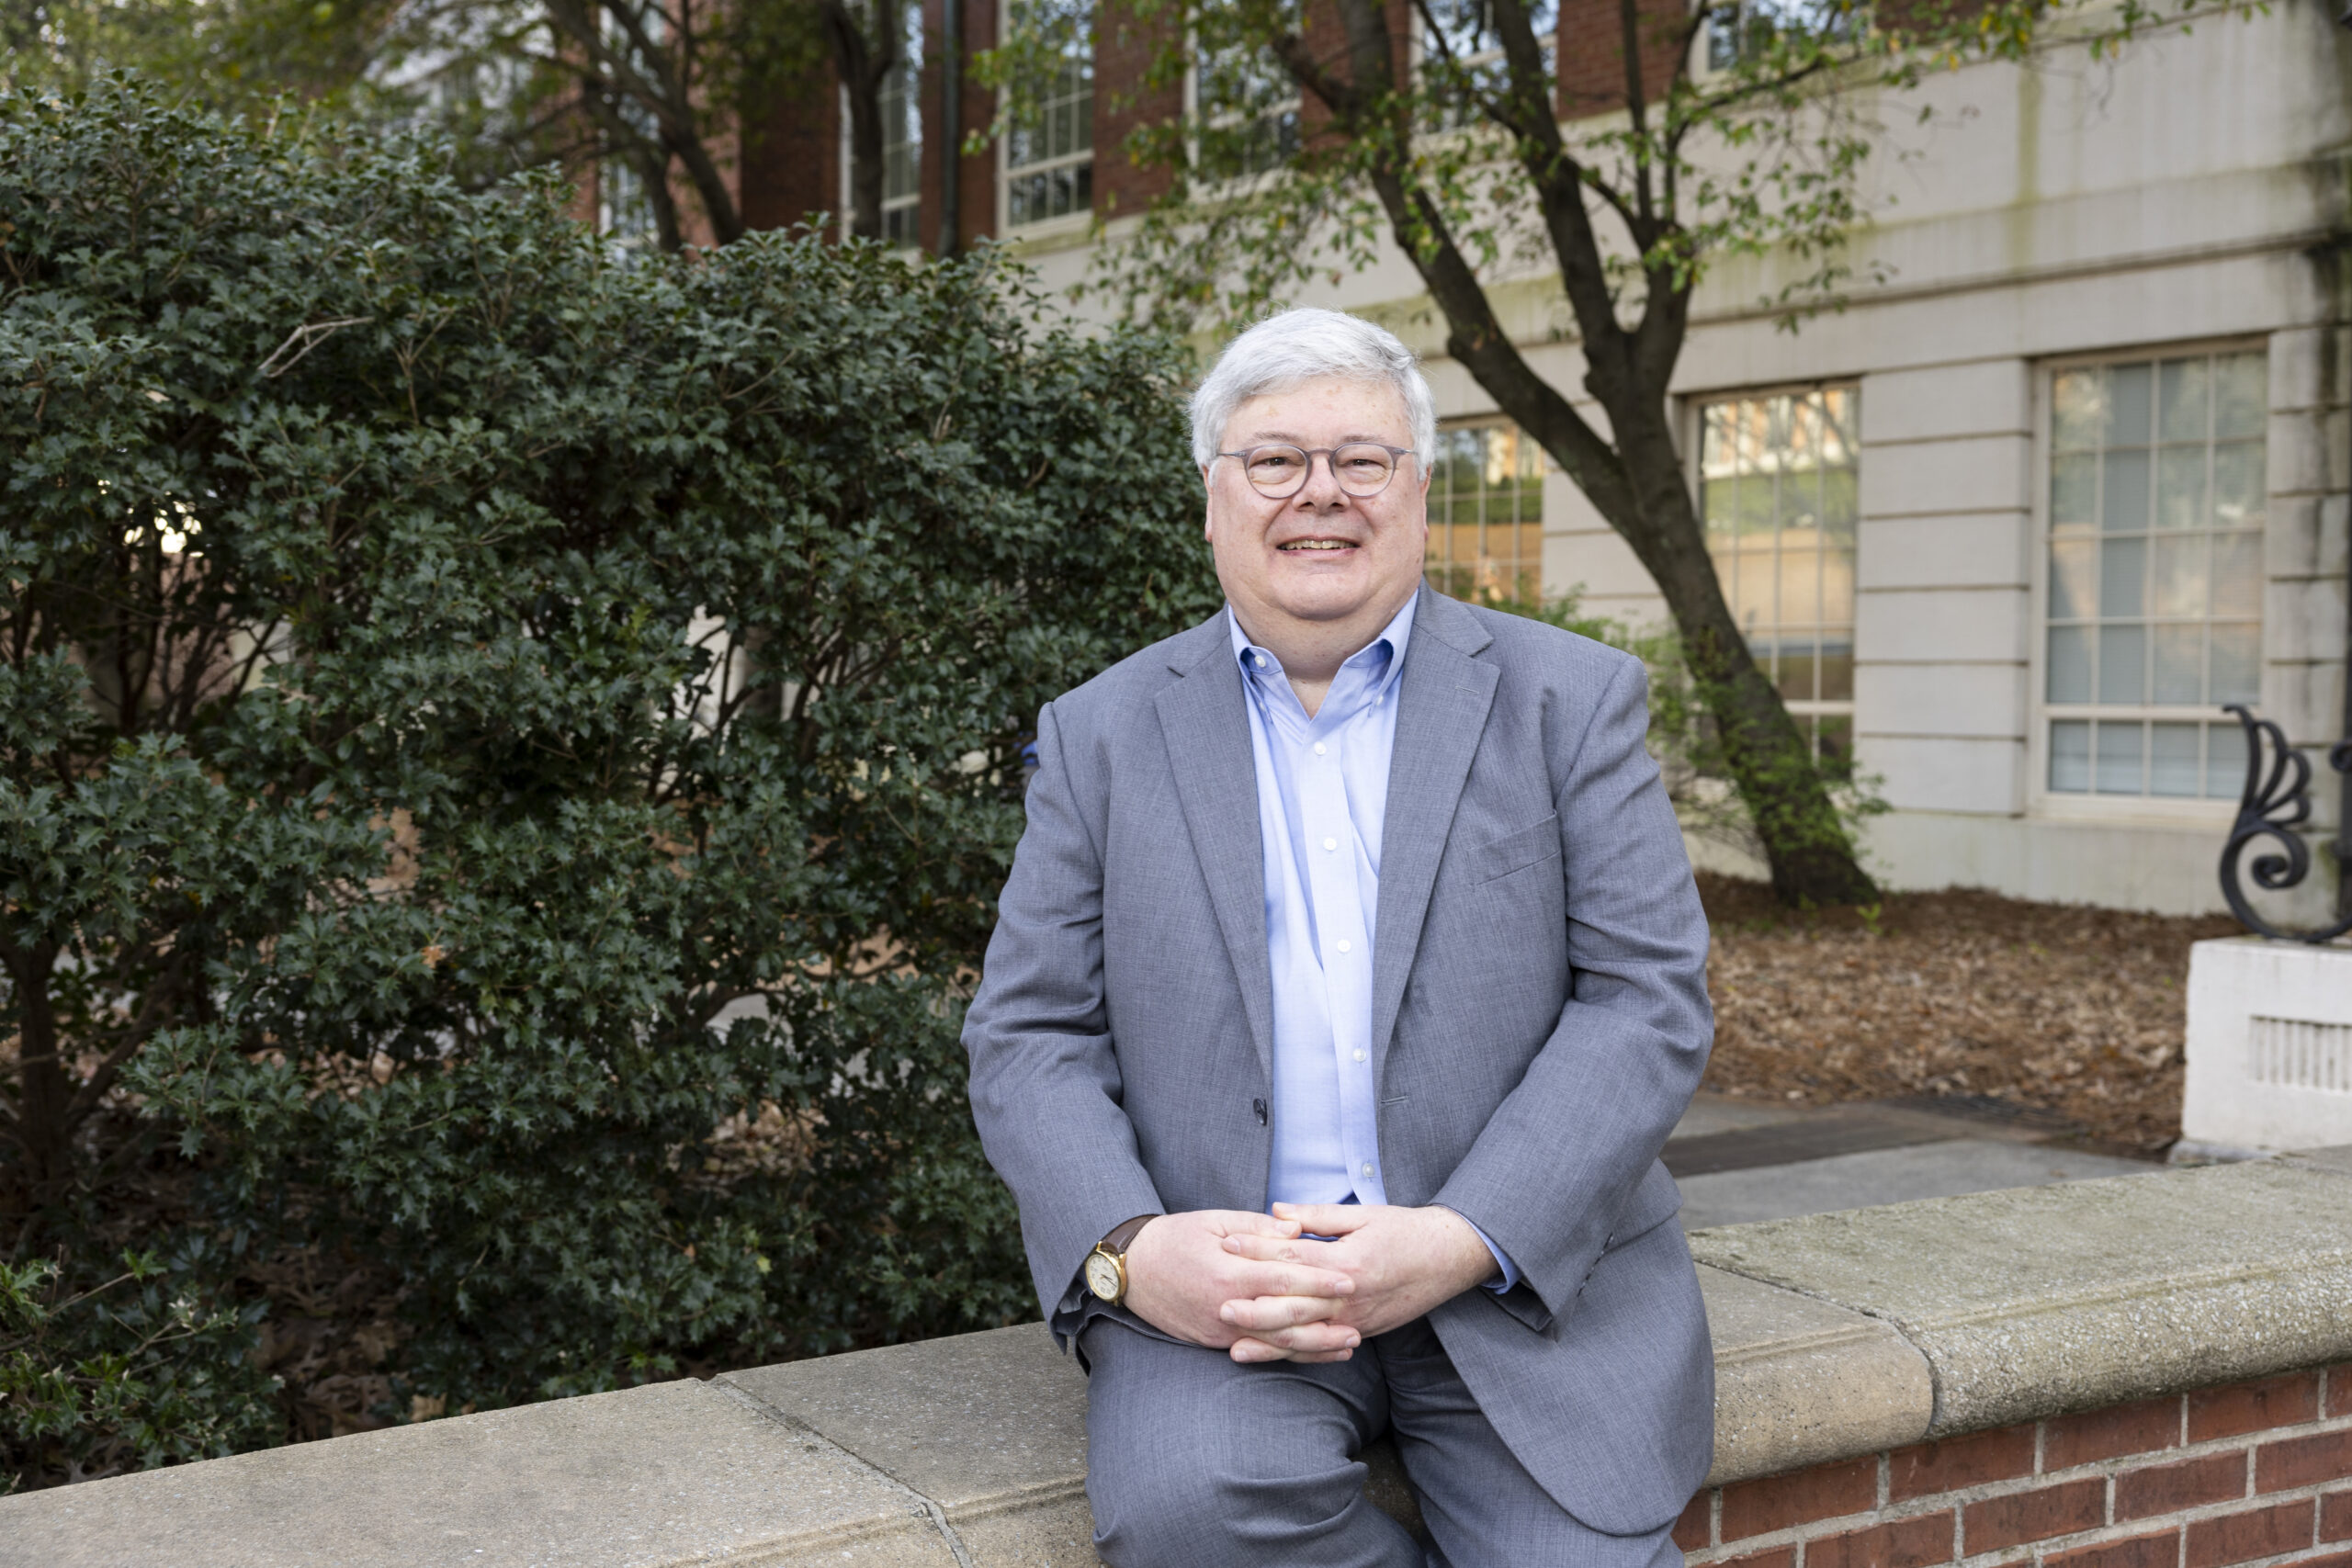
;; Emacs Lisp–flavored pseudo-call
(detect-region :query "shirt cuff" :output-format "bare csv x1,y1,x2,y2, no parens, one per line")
1437,1205,1520,1293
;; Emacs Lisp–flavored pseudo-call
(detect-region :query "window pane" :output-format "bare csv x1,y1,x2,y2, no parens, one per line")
2150,723,2201,797
2049,540,2097,619
1777,643,1817,704
2158,358,2210,444
2096,720,2145,795
2211,533,2262,618
2154,446,2206,530
2153,624,2203,705
2151,533,2207,618
2210,622,2259,704
2051,453,2098,531
2098,624,2145,704
2207,719,2248,798
2213,353,2266,440
2106,363,2154,446
2212,442,2266,529
1779,547,1822,626
2051,719,2092,793
2099,536,2145,617
2052,369,2104,451
2048,626,2093,703
1818,636,1854,702
2102,449,2150,532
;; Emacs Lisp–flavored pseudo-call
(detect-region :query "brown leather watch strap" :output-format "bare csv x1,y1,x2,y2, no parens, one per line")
1101,1213,1158,1255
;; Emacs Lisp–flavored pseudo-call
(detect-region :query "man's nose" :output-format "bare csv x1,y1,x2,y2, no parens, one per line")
1295,451,1349,507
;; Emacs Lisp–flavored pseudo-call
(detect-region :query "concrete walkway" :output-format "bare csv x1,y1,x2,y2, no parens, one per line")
1665,1093,2157,1229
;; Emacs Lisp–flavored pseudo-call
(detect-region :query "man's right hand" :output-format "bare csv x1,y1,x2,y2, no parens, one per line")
1122,1210,1362,1363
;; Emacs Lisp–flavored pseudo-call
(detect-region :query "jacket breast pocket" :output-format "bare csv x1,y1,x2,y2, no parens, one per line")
1470,812,1562,884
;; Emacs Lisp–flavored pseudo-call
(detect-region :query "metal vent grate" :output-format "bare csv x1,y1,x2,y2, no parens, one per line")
2247,1016,2352,1093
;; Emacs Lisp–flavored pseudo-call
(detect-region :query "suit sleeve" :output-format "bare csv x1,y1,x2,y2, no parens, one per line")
1431,652,1713,1324
963,697,1166,1340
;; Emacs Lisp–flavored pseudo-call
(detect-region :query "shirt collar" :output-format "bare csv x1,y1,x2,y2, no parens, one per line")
1227,590,1419,688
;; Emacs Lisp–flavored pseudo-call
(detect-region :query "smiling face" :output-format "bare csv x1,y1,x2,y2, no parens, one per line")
1203,375,1430,659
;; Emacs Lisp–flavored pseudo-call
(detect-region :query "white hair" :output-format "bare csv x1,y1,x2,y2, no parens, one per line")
1189,308,1438,471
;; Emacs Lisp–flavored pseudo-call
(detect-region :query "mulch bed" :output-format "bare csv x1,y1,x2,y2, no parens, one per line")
1695,873,2242,1156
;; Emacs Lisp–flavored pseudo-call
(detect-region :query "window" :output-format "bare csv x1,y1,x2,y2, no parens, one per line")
1004,52,1093,228
1426,422,1544,604
1697,388,1859,759
1190,36,1298,181
1419,0,1557,130
2042,350,2267,800
879,8,923,245
1700,0,1864,74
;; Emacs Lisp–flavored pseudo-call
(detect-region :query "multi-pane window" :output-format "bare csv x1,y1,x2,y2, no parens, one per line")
1698,388,1859,759
2043,351,2267,799
1419,0,1557,130
878,9,923,245
1425,422,1544,604
1192,37,1299,180
1005,55,1093,227
1701,0,1862,73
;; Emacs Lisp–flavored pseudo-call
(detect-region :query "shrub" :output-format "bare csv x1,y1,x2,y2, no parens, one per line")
0,77,1217,1485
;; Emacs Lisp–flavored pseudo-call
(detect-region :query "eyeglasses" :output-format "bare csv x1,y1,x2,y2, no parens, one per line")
1214,443,1419,500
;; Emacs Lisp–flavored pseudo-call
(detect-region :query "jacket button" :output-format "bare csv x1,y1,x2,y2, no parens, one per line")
1251,1098,1268,1127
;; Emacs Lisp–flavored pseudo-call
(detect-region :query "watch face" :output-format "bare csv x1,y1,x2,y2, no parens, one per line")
1084,1250,1122,1302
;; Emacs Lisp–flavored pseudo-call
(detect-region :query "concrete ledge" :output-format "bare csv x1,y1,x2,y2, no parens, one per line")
7,1153,2349,1566
1688,1157,2352,1436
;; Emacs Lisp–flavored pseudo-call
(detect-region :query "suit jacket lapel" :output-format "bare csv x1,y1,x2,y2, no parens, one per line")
1372,587,1498,1074
1155,618,1276,1080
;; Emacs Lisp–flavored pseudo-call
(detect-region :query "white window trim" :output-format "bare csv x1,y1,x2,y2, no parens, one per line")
2024,337,2271,823
1682,380,1861,744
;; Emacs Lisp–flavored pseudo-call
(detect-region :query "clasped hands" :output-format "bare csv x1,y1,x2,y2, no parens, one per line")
1121,1202,1498,1364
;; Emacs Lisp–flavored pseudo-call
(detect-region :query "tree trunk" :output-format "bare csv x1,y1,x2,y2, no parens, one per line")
3,938,72,1205
1310,0,1878,906
823,0,897,242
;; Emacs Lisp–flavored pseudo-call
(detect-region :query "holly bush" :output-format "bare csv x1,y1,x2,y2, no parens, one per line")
0,77,1216,1486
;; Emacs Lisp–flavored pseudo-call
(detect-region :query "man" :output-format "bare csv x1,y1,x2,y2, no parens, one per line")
964,308,1714,1567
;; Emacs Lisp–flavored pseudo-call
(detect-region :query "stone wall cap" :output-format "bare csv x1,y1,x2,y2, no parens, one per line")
1688,1158,2352,1435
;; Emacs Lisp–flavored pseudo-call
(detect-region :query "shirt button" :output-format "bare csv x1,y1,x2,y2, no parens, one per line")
1353,1049,1367,1062
1335,939,1351,953
1322,836,1338,852
1362,1163,1374,1178
1312,741,1327,755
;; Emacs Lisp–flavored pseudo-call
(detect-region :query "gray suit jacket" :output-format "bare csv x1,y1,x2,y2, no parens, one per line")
963,584,1715,1534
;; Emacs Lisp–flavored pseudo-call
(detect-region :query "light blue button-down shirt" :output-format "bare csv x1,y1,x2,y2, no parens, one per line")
1229,597,1517,1292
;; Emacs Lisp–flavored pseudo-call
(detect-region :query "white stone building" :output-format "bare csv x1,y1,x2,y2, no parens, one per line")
990,3,2352,916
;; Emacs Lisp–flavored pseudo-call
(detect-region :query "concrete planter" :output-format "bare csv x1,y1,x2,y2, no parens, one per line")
2183,938,2352,1158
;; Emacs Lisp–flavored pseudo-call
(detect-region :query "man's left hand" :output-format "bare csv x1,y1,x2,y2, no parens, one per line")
1214,1203,1498,1359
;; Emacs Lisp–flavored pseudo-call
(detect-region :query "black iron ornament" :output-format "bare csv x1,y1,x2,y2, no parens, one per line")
2216,705,2352,942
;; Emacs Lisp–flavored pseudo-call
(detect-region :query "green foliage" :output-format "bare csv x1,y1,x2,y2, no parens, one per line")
0,77,1217,1485
2,1246,281,1491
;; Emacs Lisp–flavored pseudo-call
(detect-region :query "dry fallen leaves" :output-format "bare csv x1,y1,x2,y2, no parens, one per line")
1696,874,2240,1154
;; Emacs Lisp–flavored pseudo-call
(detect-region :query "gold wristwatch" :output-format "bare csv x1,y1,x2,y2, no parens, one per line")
1083,1214,1159,1306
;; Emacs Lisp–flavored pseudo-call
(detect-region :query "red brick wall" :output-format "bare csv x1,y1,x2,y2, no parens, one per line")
919,0,998,249
1556,0,1687,121
741,64,841,234
1092,0,1181,220
1677,1369,2352,1568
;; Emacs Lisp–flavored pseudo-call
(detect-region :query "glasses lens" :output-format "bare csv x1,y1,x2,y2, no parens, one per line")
1332,445,1398,496
1242,446,1310,495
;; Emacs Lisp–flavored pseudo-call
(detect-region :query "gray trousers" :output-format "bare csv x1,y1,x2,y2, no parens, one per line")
1079,1313,1688,1568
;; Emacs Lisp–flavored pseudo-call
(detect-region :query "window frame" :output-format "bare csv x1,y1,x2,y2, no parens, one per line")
2026,336,2271,823
1683,378,1861,761
996,45,1097,237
